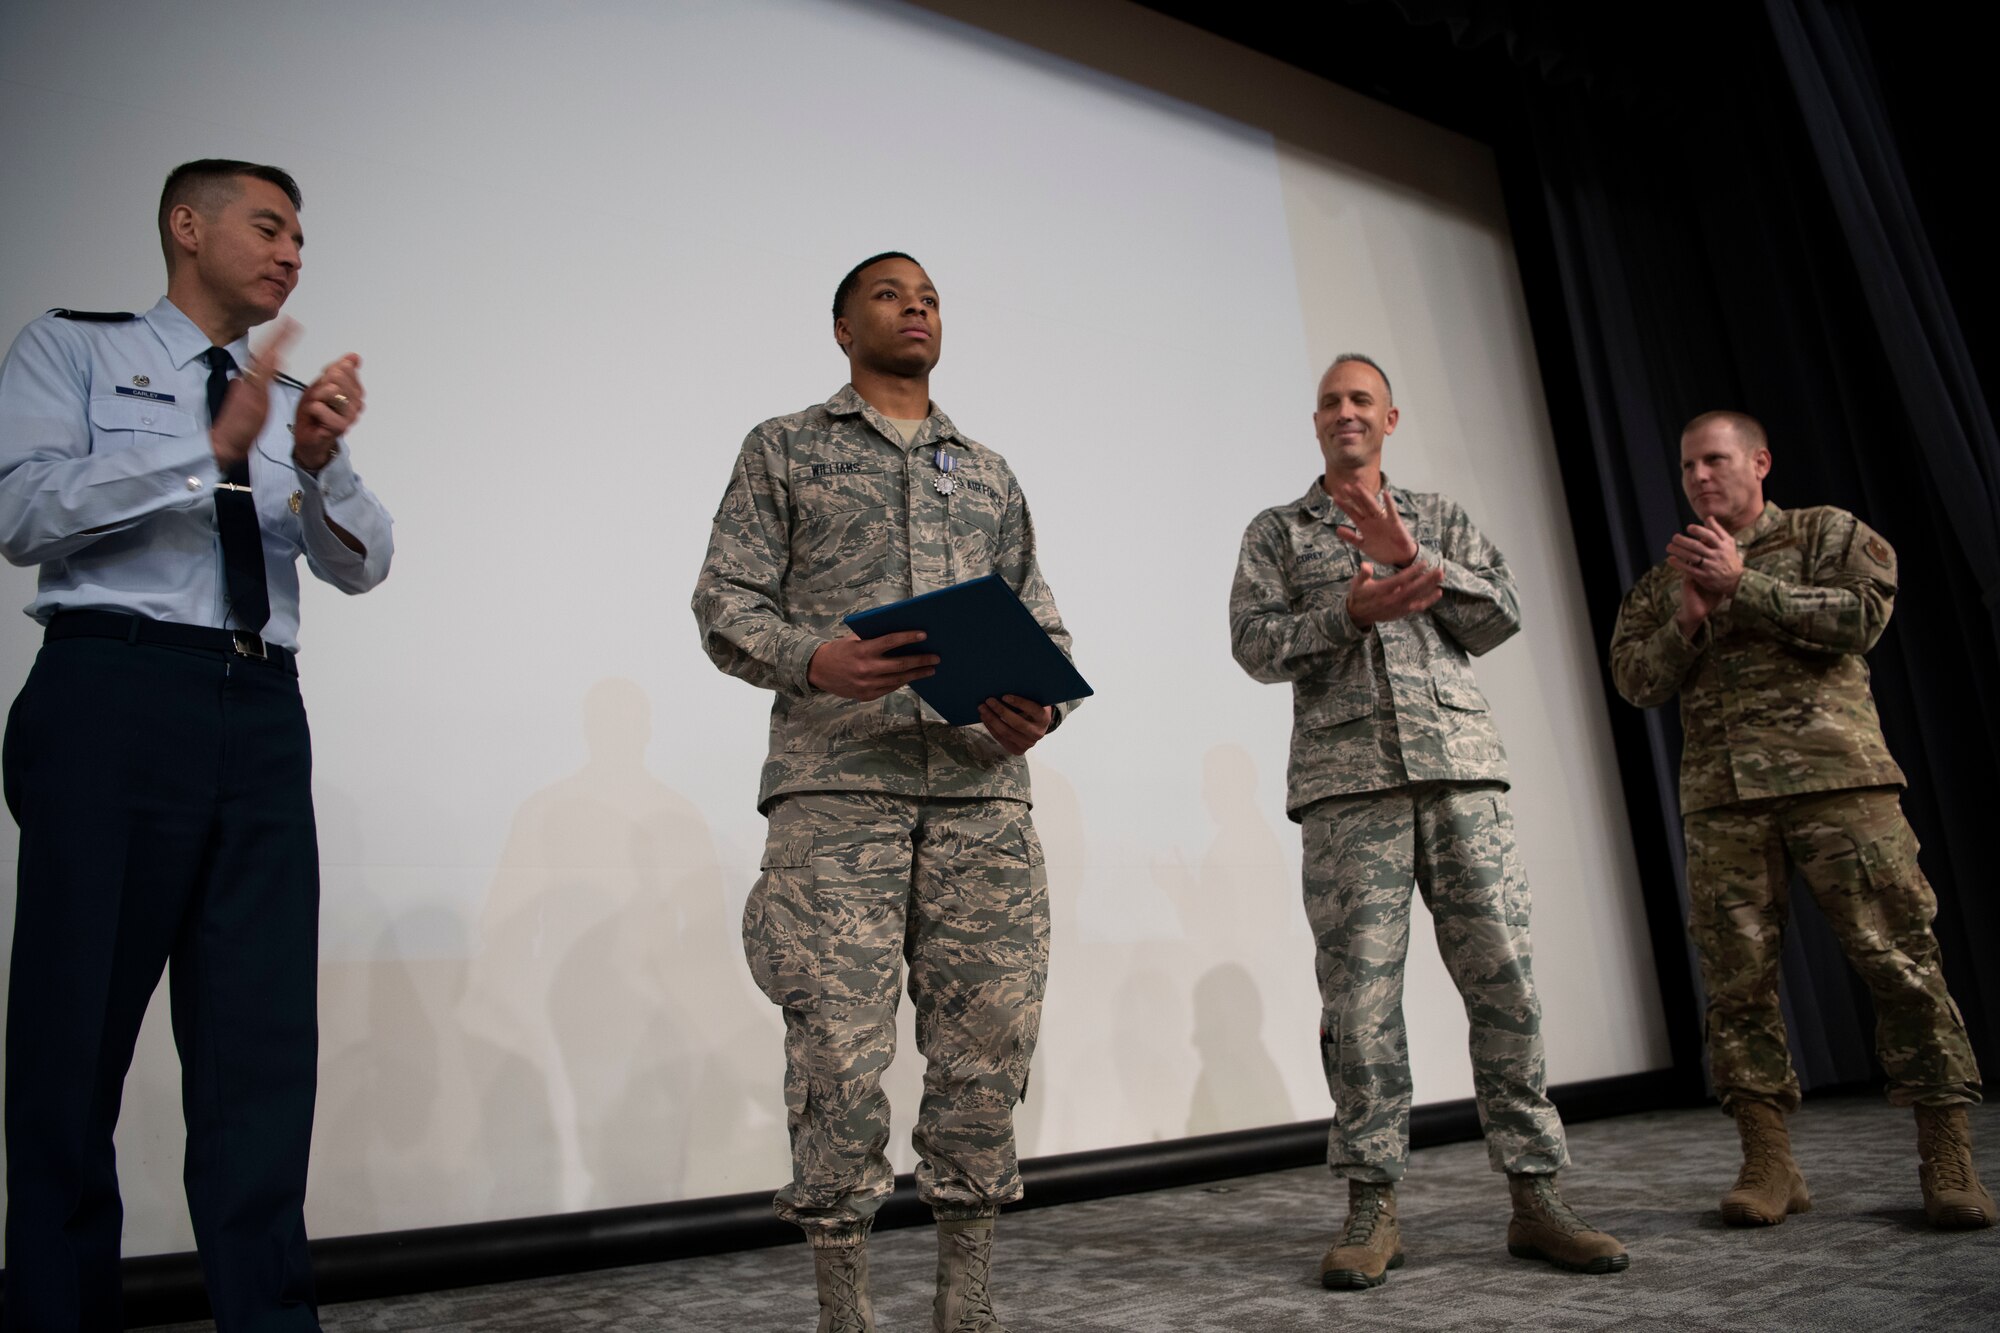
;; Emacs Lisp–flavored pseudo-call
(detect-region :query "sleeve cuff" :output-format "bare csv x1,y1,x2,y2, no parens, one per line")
159,433,226,507
293,442,361,504
290,457,370,568
782,630,824,696
1320,601,1365,644
1415,540,1489,597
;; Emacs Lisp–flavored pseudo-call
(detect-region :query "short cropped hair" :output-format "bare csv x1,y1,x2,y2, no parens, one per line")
1327,352,1393,402
833,251,920,323
157,159,302,265
1682,409,1768,452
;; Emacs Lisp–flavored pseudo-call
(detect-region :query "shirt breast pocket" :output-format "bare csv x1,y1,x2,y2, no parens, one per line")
791,465,897,597
1290,550,1354,610
947,476,1004,568
89,395,196,452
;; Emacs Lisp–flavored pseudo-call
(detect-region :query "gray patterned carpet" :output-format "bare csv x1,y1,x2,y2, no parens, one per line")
151,1095,2000,1331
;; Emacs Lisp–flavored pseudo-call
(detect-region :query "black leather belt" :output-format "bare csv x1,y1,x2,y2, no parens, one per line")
44,610,297,674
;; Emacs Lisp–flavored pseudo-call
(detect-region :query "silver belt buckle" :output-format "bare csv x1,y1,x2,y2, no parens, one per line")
230,630,267,660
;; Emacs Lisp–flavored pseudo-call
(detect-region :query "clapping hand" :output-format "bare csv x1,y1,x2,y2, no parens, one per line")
1665,516,1740,635
293,353,364,472
1328,476,1419,567
1666,517,1743,595
208,318,300,471
1345,559,1444,630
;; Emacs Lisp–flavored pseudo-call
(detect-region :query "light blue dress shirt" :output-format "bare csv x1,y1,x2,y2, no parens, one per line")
0,297,393,650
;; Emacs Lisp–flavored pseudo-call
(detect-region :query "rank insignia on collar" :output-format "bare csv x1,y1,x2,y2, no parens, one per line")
289,490,303,514
132,374,151,387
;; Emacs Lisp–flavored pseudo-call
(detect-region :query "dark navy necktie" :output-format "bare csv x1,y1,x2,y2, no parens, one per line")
204,347,271,634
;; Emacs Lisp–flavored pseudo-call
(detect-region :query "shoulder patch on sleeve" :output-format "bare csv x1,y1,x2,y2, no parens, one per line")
1863,536,1892,566
47,308,137,322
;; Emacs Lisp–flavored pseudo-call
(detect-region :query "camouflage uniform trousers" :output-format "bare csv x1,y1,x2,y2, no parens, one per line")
1301,781,1568,1181
743,791,1050,1242
1683,785,1980,1114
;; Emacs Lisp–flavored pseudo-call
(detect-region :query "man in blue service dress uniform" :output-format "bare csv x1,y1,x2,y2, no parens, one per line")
0,160,392,1330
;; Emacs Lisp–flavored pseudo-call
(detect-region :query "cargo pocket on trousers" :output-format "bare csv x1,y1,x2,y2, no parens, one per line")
1015,818,1051,981
1487,793,1532,929
743,830,819,1012
965,818,1049,1104
1010,822,1048,1104
1854,818,1937,946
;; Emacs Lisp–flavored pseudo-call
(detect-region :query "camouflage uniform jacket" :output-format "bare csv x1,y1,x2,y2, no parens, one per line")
1609,501,1905,815
693,385,1075,812
1230,478,1520,819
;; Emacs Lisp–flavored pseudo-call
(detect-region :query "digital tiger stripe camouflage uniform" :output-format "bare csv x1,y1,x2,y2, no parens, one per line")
1231,477,1568,1182
692,384,1074,1242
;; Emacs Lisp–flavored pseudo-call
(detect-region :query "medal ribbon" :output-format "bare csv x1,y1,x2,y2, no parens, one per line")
931,446,958,496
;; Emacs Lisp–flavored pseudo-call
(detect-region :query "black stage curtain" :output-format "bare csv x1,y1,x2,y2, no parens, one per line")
1143,0,1999,1098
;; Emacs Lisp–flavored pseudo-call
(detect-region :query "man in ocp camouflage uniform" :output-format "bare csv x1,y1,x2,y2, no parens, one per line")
692,252,1075,1333
1230,354,1627,1291
1610,410,1991,1231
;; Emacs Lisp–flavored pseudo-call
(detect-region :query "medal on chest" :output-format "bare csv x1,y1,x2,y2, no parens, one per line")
932,447,957,496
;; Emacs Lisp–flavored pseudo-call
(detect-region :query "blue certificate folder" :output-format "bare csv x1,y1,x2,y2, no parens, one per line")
843,575,1092,727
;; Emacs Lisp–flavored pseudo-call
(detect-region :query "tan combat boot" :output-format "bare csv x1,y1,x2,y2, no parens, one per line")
811,1236,877,1333
1318,1178,1402,1290
1506,1173,1629,1274
934,1215,1007,1332
1915,1104,1997,1230
1720,1099,1812,1226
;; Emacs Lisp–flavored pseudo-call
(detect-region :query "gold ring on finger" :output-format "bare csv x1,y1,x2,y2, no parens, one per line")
329,392,351,413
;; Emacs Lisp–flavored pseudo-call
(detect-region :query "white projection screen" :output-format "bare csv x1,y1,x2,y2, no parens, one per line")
0,0,1670,1257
